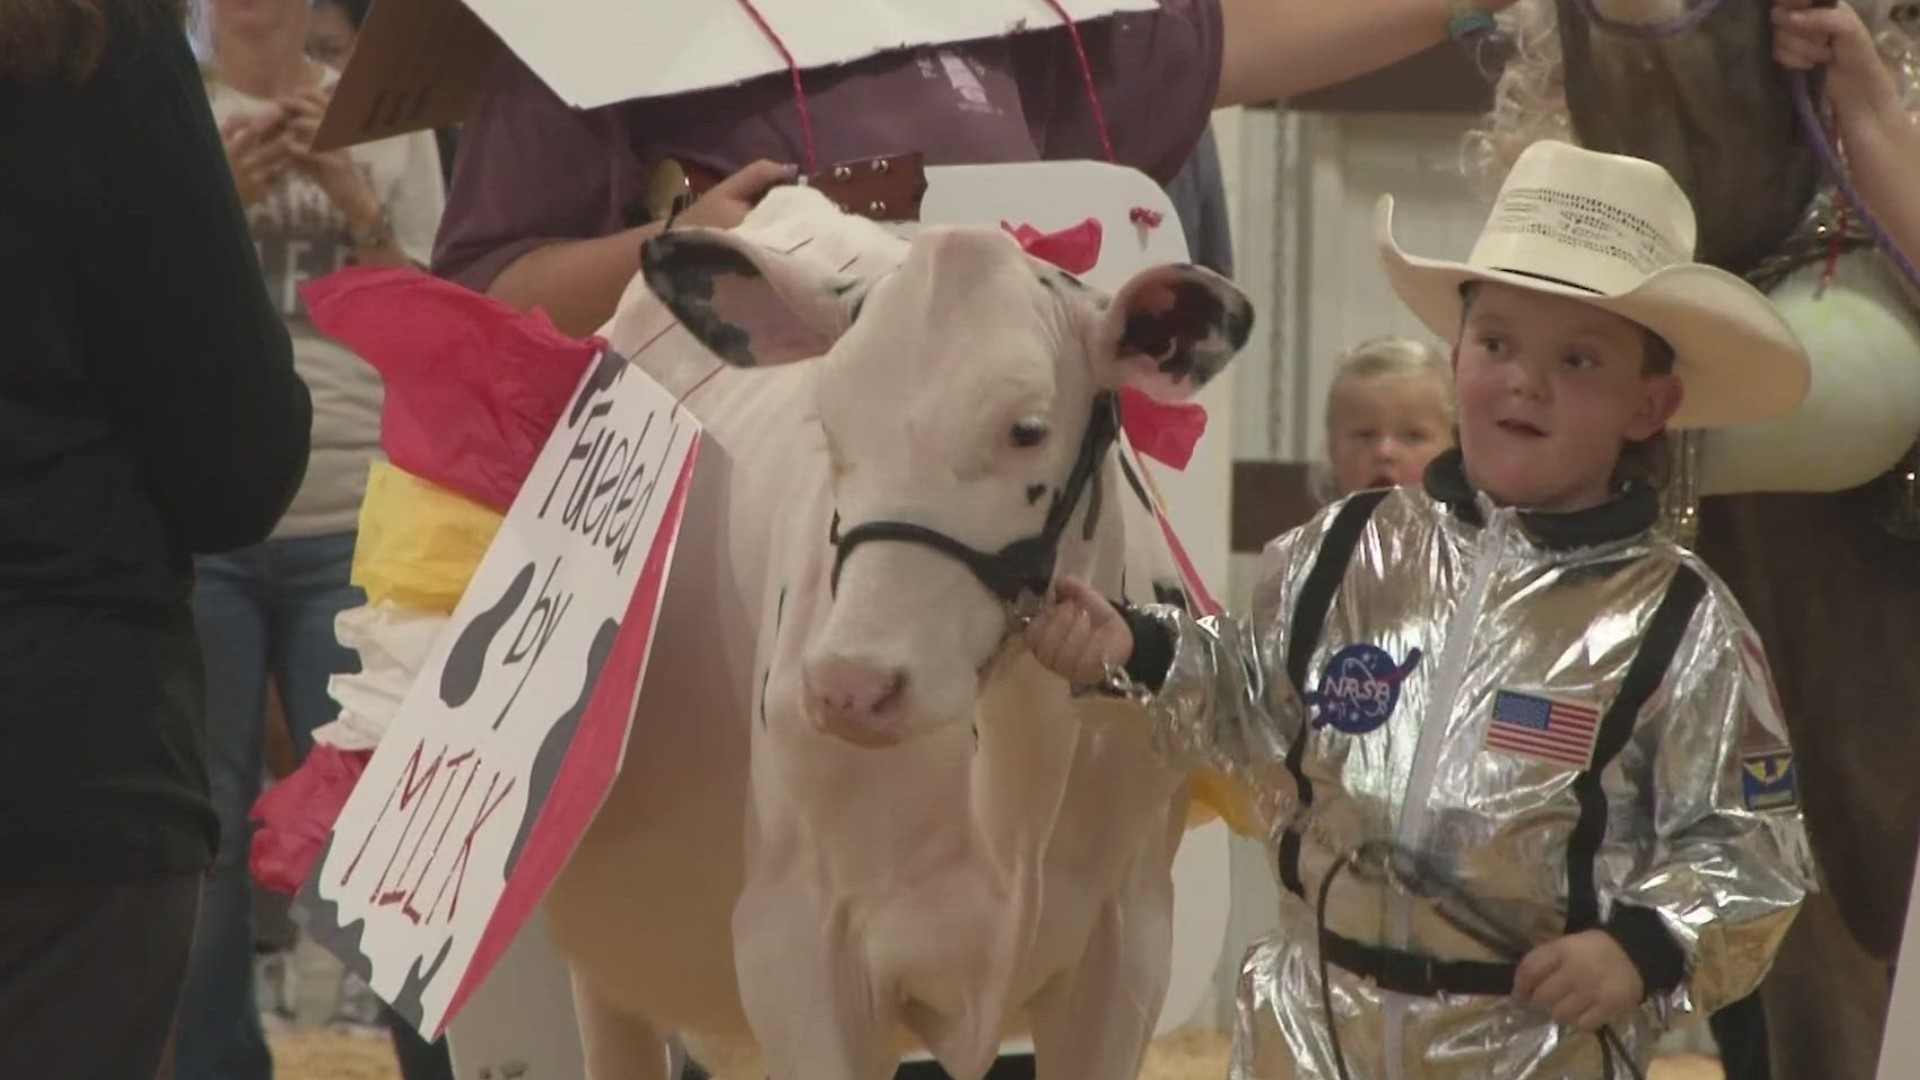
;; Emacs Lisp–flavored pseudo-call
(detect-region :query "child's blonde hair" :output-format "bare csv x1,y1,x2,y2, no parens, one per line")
1311,336,1455,503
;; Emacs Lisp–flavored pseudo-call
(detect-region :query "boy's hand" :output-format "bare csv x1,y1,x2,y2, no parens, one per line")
1772,0,1903,118
1025,577,1134,687
1513,930,1644,1032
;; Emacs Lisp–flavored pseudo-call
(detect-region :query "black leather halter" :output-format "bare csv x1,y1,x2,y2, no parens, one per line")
828,392,1121,610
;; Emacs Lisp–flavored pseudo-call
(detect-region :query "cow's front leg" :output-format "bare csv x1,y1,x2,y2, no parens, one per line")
734,877,898,1080
1027,879,1176,1080
572,971,674,1080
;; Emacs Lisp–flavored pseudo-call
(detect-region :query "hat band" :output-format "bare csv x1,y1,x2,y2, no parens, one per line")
1483,266,1604,295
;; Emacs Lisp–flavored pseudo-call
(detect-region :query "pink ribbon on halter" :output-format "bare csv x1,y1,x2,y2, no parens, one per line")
1000,217,1210,471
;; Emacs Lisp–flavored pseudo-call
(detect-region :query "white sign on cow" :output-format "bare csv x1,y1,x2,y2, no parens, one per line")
298,350,702,1039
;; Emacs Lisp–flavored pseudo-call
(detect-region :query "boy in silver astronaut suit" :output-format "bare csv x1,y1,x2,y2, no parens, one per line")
1028,140,1816,1080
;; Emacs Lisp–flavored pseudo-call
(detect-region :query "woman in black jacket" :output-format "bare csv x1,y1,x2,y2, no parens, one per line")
0,1,312,1076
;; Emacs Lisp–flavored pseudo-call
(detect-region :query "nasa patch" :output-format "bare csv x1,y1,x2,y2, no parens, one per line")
1741,749,1800,812
1305,643,1424,736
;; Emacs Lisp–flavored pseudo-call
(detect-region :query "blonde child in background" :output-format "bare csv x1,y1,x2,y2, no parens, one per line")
1315,335,1455,501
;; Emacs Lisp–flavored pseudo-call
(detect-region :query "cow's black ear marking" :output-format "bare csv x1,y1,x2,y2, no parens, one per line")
1111,269,1255,393
1119,279,1250,388
640,233,763,368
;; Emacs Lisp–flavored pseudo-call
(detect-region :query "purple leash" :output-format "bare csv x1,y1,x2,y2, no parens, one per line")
1789,67,1920,293
1571,0,1920,294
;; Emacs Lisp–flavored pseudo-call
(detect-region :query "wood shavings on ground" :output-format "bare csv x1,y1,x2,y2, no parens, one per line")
272,1026,1726,1080
1140,1029,1722,1080
272,1030,401,1080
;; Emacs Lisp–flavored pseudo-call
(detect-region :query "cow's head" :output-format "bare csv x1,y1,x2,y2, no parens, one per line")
641,224,1252,746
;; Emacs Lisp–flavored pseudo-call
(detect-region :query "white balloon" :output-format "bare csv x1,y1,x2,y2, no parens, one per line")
1699,251,1920,495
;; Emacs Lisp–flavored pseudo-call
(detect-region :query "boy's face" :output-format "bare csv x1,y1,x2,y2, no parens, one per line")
1327,375,1453,496
1453,282,1683,513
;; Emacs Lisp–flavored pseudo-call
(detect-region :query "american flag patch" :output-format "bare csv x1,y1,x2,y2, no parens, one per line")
1484,689,1602,769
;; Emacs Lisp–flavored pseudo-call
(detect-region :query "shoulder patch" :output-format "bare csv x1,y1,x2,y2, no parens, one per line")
1740,749,1800,813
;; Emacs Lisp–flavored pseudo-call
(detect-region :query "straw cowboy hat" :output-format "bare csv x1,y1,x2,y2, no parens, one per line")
1375,140,1811,430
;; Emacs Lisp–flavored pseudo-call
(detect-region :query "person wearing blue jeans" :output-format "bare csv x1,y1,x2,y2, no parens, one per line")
182,531,366,1078
181,0,445,1075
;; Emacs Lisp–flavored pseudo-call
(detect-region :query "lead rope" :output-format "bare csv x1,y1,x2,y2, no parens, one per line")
1311,842,1649,1080
732,0,819,174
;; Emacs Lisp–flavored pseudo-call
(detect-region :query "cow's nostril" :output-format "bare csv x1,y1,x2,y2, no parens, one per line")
805,657,907,719
871,673,906,716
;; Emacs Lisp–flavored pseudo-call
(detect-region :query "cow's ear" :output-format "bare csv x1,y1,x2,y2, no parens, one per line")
1090,264,1254,401
640,228,851,368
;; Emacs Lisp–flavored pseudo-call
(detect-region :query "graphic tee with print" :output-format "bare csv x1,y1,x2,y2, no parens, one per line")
206,69,445,539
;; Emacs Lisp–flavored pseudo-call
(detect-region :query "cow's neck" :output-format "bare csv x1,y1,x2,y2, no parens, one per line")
966,454,1136,881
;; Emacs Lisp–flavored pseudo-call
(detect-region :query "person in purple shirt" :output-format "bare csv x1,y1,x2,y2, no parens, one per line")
432,0,1517,336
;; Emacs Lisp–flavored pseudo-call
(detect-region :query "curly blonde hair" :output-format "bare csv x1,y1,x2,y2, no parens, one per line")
1461,0,1920,199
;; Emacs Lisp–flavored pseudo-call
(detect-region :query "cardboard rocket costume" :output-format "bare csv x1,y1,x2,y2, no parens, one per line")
1102,143,1814,1080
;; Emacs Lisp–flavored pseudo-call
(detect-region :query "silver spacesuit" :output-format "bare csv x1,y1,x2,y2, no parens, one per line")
1120,454,1812,1080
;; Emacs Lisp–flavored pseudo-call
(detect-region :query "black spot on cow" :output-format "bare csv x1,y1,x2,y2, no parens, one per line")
1116,453,1152,512
1152,580,1192,614
640,233,762,368
1025,484,1047,506
504,616,621,876
759,587,787,730
1120,278,1255,390
1037,270,1089,295
441,562,535,709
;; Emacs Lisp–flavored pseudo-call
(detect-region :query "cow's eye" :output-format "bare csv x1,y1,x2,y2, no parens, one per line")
1010,419,1050,449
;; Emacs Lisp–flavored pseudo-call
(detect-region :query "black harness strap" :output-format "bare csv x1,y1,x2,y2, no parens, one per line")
828,392,1119,607
1276,489,1390,897
1563,564,1707,932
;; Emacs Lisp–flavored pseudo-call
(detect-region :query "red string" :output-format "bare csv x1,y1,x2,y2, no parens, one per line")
1036,0,1117,165
733,0,819,174
673,362,725,421
734,0,1134,222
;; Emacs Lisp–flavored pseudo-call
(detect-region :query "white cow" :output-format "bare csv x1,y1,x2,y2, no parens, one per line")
540,185,1255,1080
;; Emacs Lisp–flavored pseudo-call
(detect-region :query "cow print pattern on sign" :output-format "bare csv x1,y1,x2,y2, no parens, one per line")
440,562,536,709
1120,268,1255,391
503,616,622,876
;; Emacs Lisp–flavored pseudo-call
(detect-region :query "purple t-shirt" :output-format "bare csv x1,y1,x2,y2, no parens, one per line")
432,0,1224,291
